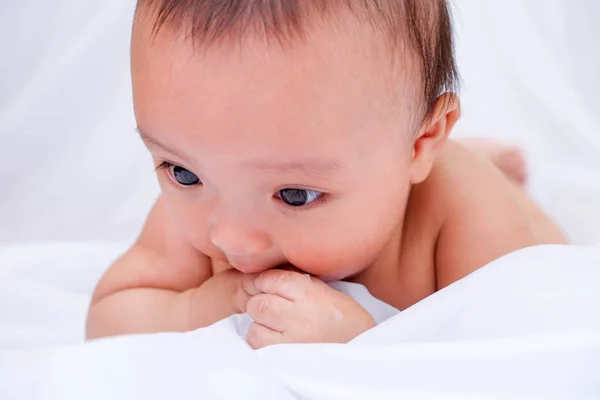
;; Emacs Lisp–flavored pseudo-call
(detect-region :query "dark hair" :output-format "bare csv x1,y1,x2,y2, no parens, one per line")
136,0,459,120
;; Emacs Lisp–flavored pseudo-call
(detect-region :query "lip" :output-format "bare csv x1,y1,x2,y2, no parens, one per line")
226,255,298,274
277,263,302,273
226,254,268,273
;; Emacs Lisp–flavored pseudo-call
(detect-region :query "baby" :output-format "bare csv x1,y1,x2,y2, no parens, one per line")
86,0,566,347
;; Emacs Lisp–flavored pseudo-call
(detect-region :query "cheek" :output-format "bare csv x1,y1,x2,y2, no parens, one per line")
278,184,410,279
160,193,217,254
280,225,391,280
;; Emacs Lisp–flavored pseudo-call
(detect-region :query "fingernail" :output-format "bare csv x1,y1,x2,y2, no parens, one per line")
242,274,261,296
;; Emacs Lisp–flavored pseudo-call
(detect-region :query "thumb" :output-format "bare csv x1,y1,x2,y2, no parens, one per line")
240,272,261,296
235,272,262,313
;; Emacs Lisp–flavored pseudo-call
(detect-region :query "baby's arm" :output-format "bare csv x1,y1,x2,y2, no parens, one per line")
86,197,247,339
432,141,550,288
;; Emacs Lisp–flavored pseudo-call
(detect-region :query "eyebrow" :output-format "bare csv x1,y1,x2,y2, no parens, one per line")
245,158,343,178
136,128,341,177
136,128,193,163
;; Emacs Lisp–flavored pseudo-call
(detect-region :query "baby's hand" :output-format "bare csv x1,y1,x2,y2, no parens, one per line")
242,270,375,349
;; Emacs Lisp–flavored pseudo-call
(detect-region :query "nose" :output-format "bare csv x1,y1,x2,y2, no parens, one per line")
209,211,272,265
225,254,273,274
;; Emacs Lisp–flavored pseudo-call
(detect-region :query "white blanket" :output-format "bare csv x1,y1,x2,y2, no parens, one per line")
1,243,599,399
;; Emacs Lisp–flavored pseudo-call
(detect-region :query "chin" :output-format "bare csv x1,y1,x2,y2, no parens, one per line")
316,267,365,282
316,274,344,282
285,259,368,282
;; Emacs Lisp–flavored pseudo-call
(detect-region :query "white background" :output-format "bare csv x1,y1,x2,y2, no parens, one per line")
1,0,599,244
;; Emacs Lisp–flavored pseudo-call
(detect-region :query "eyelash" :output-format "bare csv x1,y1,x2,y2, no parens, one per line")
156,161,176,179
156,161,198,188
155,161,330,211
155,161,173,173
273,190,329,212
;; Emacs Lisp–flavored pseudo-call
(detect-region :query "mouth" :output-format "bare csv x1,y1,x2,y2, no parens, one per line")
277,263,302,273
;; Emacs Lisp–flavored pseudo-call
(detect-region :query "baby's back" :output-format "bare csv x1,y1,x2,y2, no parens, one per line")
357,140,566,311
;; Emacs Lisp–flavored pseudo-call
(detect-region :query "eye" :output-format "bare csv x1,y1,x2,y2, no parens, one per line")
169,165,201,186
276,189,323,207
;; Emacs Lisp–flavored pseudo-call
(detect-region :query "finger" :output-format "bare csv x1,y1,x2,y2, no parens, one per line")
254,269,313,301
239,272,262,296
246,294,294,332
232,272,261,313
246,322,285,349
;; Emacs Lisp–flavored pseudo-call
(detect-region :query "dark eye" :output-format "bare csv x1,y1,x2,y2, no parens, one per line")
169,165,201,186
277,189,323,207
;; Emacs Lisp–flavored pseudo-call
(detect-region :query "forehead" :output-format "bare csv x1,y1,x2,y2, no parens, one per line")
131,11,416,164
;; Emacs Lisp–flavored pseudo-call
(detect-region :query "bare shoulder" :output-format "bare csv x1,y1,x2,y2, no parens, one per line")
91,195,212,302
426,140,530,218
419,140,548,289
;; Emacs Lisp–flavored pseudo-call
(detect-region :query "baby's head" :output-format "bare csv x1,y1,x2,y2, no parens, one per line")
131,0,460,280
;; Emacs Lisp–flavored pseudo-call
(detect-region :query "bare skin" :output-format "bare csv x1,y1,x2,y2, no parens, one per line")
351,140,565,311
86,8,566,346
459,139,528,185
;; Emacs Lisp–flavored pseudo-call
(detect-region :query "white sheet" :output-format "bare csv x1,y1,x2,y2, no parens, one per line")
1,0,600,244
1,243,599,399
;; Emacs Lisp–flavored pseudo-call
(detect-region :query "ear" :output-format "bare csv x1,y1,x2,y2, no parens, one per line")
410,93,460,184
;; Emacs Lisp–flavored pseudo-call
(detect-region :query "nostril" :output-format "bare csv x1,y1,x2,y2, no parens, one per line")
226,254,263,272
